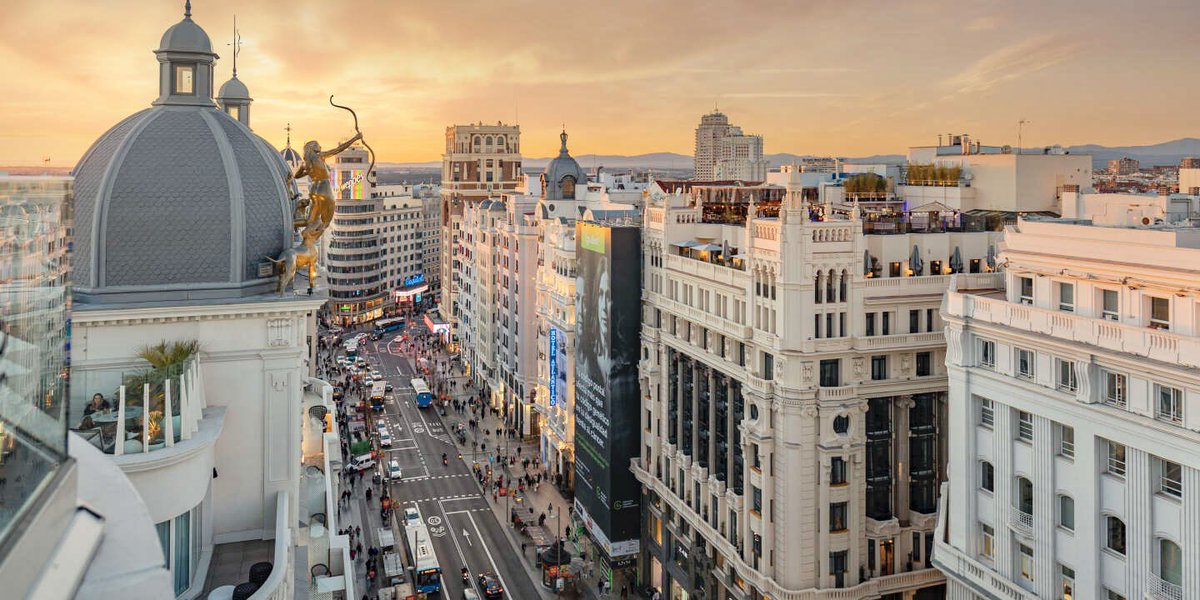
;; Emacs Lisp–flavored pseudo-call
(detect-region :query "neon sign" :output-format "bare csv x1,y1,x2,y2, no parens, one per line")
548,328,558,406
404,273,425,287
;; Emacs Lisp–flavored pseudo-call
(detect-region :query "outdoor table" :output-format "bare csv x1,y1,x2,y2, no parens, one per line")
89,406,144,424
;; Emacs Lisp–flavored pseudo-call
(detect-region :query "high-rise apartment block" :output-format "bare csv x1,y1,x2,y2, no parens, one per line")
325,144,388,325
440,123,523,333
936,210,1200,600
694,111,767,181
1109,156,1140,175
373,183,441,308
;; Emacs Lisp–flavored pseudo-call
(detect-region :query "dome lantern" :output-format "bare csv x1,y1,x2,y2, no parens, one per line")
154,0,218,108
217,16,252,127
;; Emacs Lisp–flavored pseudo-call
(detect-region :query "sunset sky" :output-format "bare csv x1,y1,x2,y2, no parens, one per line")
4,0,1200,167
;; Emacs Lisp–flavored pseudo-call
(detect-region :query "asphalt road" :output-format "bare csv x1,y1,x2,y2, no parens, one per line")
361,328,540,600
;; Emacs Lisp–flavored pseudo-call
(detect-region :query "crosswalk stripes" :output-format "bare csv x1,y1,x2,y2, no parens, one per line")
409,492,485,503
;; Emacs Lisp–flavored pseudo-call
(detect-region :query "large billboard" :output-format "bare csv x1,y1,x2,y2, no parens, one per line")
573,222,642,559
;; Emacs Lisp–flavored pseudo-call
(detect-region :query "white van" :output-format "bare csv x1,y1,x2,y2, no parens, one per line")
348,454,375,472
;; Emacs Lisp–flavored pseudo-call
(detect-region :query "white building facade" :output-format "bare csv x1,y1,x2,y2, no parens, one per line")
373,183,440,308
694,110,767,182
936,216,1200,600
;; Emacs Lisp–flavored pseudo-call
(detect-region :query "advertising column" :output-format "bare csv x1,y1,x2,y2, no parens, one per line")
573,222,642,580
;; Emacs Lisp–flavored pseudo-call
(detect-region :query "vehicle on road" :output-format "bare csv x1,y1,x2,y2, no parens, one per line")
348,454,375,472
371,381,387,411
387,460,402,481
370,369,382,379
463,588,481,600
385,382,394,392
379,427,392,447
403,506,420,528
344,342,358,358
376,418,387,430
373,318,405,336
410,378,433,408
406,511,442,595
477,572,503,599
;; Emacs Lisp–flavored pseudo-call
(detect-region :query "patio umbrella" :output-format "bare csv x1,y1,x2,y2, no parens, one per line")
910,245,924,275
863,250,872,275
950,246,963,273
986,244,996,270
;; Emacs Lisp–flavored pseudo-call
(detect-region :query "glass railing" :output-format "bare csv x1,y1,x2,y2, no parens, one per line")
70,358,204,455
0,176,71,548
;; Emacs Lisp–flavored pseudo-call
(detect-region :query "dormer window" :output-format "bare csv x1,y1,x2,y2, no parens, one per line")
561,176,576,200
174,64,196,95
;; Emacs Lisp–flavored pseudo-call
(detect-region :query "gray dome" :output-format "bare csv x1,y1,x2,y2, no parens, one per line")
218,76,250,101
158,16,213,55
542,131,588,202
71,106,292,304
281,145,301,165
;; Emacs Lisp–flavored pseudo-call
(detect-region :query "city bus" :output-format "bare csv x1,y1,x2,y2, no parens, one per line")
410,378,433,408
373,317,405,336
344,341,358,359
406,512,442,594
370,381,386,411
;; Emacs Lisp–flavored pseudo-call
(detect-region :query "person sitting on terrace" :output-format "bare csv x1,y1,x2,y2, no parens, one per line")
83,393,112,417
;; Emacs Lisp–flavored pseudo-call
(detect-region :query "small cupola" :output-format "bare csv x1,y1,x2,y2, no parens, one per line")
216,17,252,126
154,0,218,107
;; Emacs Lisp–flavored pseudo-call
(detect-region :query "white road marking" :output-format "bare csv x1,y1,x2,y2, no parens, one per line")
467,510,511,596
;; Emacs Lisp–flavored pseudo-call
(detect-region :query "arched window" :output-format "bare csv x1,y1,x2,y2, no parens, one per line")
473,135,481,148
561,176,576,200
840,270,849,302
1105,516,1126,555
1159,538,1183,586
814,272,824,303
485,136,493,146
496,135,505,149
826,269,836,302
1015,476,1033,516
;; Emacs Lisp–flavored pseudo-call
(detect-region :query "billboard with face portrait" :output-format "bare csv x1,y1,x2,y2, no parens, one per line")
573,221,642,559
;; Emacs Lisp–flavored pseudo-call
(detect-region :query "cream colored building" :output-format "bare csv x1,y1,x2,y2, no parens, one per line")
636,171,1004,600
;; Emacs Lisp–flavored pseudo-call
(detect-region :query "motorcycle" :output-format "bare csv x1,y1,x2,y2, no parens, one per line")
461,567,469,584
442,453,448,466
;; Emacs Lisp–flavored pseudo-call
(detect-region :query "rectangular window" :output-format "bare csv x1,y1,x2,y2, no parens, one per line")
763,353,774,380
979,524,994,559
829,502,848,532
882,312,891,335
916,351,931,376
1058,282,1075,312
926,308,935,331
174,63,195,95
909,309,920,334
889,262,902,277
979,339,996,368
978,398,994,428
1106,591,1126,600
1159,457,1183,498
1058,495,1074,531
1017,411,1034,441
1102,289,1119,320
752,486,762,514
871,355,887,381
819,359,840,387
829,550,848,576
980,461,994,492
1155,384,1184,424
1059,565,1075,600
1057,424,1074,458
865,313,876,336
1016,348,1035,379
831,457,846,485
1056,358,1078,392
1104,371,1127,407
970,258,982,273
1150,296,1171,329
1019,544,1034,582
1107,441,1127,477
1018,276,1034,304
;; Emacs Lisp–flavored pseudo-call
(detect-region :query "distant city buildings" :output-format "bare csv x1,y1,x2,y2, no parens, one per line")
693,110,767,181
373,183,440,309
1109,156,1140,175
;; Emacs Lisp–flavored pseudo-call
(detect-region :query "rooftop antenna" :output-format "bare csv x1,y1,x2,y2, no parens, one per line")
184,0,191,19
228,15,242,78
285,122,292,147
1017,119,1030,155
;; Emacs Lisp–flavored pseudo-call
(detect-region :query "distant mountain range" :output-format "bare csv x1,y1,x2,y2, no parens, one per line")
379,139,1200,173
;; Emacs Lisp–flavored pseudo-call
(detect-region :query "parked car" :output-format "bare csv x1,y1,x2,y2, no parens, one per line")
375,418,387,430
348,454,375,472
387,460,402,481
379,428,393,447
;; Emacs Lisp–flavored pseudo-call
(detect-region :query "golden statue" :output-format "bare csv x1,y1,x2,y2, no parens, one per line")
293,132,362,236
268,226,322,295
